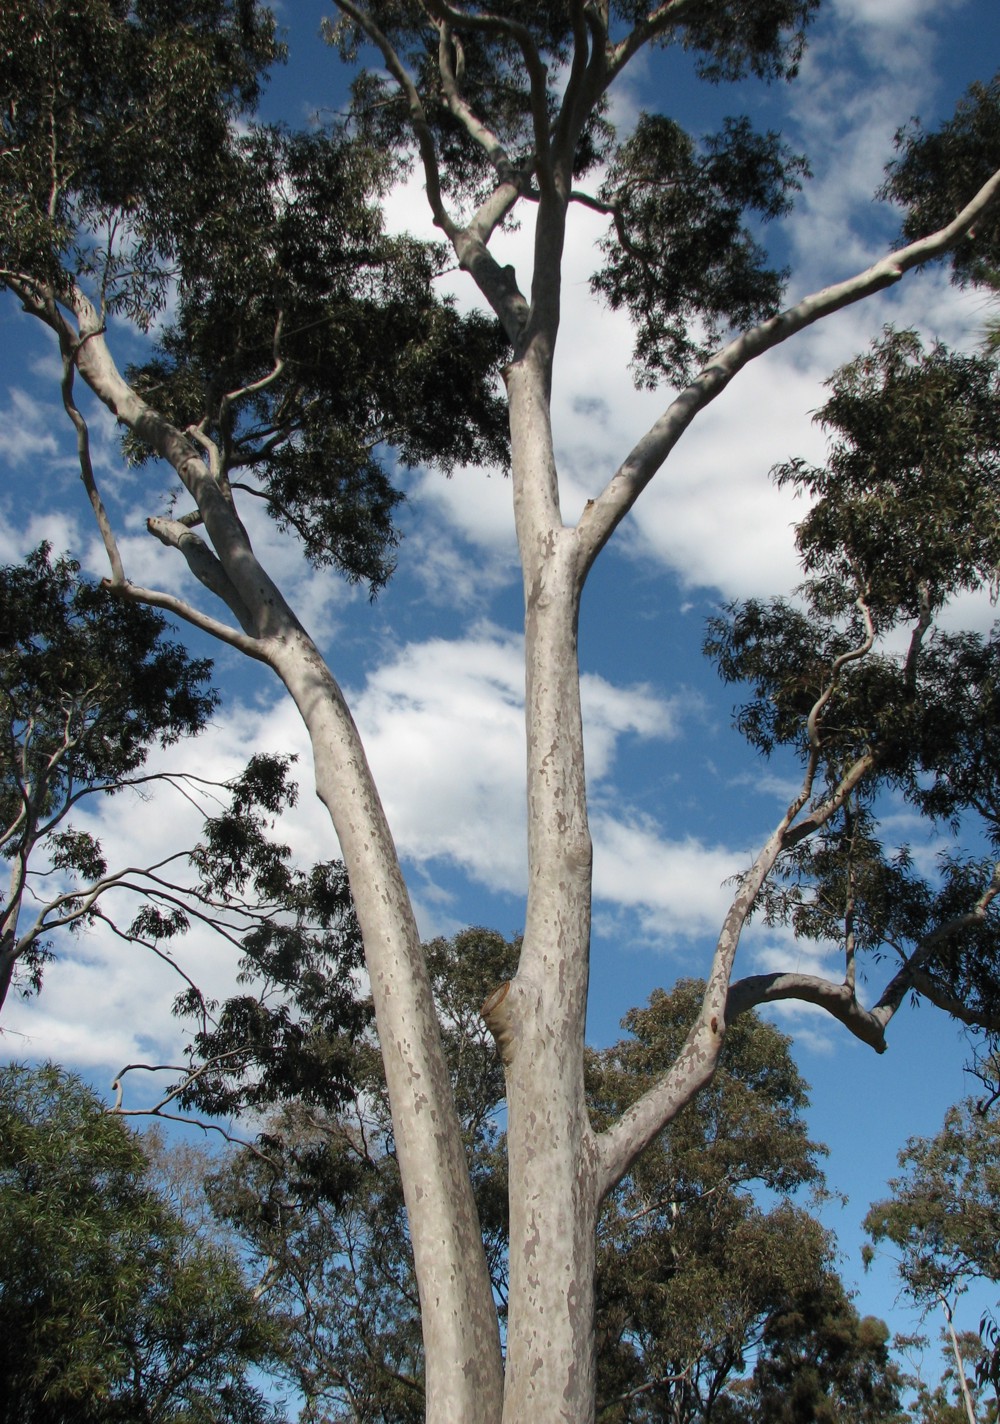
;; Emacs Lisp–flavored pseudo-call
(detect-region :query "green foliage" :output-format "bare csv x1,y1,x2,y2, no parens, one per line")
0,544,216,805
865,1099,1000,1312
594,116,808,384
123,125,511,589
1,1,511,593
777,331,1000,626
176,852,372,1142
705,331,1000,1041
0,1062,284,1424
883,72,1000,289
0,0,281,325
733,1290,906,1423
590,981,898,1422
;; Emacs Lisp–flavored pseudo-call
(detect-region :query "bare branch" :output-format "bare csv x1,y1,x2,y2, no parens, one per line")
576,163,1000,579
60,352,126,583
110,1061,277,1160
726,973,889,1052
333,0,457,240
728,863,1000,1053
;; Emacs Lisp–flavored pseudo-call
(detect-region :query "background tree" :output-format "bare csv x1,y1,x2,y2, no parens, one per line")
896,1332,997,1424
3,4,1000,1419
865,1099,1000,1416
0,543,214,1009
726,1286,906,1424
165,931,901,1422
0,1061,285,1424
0,545,369,1076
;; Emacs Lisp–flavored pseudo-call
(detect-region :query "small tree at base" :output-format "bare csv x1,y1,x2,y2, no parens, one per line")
0,1062,285,1424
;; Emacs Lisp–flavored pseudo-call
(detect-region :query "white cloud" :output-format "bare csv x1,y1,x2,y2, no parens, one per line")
830,0,967,37
591,815,743,943
0,388,61,467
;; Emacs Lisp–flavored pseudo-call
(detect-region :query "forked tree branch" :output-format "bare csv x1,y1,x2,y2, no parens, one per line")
110,1058,280,1161
145,516,259,636
425,0,552,181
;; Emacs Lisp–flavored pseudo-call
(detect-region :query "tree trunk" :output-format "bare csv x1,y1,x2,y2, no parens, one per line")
65,310,505,1424
256,624,507,1424
498,349,602,1421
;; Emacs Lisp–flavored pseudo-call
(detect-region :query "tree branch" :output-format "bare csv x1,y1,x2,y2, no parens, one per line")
607,0,711,85
144,516,259,637
726,973,889,1051
426,0,552,185
60,351,126,583
435,20,520,184
575,163,1000,579
333,0,457,240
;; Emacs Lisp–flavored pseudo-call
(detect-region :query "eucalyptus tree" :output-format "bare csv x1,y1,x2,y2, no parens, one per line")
3,4,1000,1421
175,934,890,1424
866,1098,1000,1411
0,1062,285,1424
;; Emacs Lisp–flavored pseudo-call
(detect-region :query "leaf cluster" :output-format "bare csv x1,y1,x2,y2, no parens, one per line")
778,330,1000,626
865,1099,1000,1309
593,115,808,385
883,72,1000,289
0,0,281,326
0,544,216,808
734,1290,906,1424
123,124,511,589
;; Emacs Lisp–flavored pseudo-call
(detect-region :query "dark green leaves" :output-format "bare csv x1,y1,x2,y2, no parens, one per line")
778,330,1000,625
0,1063,283,1424
593,115,808,384
0,0,281,326
124,126,510,589
659,0,820,84
883,72,1000,289
0,545,216,822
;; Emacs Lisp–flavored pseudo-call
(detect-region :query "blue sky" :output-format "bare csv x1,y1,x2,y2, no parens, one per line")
2,0,999,1370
